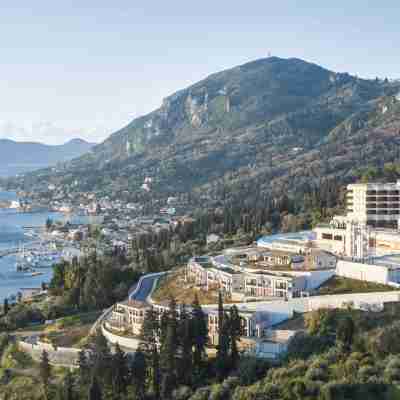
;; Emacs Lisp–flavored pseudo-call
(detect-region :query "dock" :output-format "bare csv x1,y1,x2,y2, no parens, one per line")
0,241,44,258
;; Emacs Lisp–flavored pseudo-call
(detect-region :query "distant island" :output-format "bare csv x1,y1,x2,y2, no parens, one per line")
0,138,96,177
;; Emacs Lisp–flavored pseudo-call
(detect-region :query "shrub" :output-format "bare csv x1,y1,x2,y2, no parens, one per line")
0,333,10,357
368,322,400,356
286,332,333,360
237,356,269,386
384,355,400,383
1,343,33,369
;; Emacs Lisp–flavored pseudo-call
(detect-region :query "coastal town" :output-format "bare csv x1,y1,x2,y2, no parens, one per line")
1,179,400,368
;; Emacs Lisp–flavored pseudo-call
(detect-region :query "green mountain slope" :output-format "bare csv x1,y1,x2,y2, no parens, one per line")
11,57,400,200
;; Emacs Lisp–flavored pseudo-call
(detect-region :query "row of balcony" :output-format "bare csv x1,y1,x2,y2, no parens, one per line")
367,210,400,215
366,204,400,209
366,198,400,202
366,190,400,195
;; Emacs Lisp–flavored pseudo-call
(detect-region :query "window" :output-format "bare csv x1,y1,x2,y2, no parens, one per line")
334,235,342,241
322,233,333,240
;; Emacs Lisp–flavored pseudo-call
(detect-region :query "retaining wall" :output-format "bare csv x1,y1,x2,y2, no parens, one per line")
18,339,81,367
101,324,140,350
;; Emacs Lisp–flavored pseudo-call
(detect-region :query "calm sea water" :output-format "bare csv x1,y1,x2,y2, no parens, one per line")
0,191,63,301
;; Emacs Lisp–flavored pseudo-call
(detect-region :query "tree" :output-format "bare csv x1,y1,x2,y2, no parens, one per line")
46,217,53,232
91,331,112,385
336,316,355,351
78,350,91,386
139,307,159,353
160,298,179,399
191,294,208,375
63,371,75,400
228,305,242,369
139,307,160,397
111,343,129,397
179,304,193,385
131,350,147,400
40,350,51,400
88,376,102,400
3,298,9,315
215,292,230,381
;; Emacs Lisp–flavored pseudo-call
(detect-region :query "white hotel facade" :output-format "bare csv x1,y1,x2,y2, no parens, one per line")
315,181,400,259
314,181,400,286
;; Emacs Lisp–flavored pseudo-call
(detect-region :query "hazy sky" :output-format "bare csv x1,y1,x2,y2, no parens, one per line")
1,1,399,145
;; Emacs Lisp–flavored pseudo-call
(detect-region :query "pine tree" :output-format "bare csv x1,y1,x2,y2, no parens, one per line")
111,343,129,397
40,350,51,400
131,350,147,400
88,376,102,400
191,295,208,375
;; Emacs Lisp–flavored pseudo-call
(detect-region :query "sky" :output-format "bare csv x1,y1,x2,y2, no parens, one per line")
0,1,399,145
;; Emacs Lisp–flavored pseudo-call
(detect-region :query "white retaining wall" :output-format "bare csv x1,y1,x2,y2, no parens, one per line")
101,324,140,350
336,260,390,284
18,340,81,367
216,291,400,327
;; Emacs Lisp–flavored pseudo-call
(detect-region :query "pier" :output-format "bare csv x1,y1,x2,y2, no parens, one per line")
0,242,44,258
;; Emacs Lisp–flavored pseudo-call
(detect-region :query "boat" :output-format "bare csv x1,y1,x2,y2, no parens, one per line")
30,271,43,277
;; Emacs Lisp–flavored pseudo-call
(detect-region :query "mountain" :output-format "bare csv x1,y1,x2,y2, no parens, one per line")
0,138,95,177
10,57,400,201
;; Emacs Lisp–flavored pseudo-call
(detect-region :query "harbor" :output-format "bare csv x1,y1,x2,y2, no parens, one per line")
0,191,69,301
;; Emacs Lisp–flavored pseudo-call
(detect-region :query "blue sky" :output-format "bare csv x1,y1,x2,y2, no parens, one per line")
0,1,399,144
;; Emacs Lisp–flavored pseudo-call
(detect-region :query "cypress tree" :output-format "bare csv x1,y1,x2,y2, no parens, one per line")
3,298,9,315
91,331,112,385
215,292,230,381
139,306,160,397
131,350,147,400
160,298,179,399
78,350,90,387
191,295,208,374
111,343,129,397
40,350,51,400
63,371,75,400
139,307,159,353
229,305,242,370
179,304,193,385
151,346,161,399
88,376,102,400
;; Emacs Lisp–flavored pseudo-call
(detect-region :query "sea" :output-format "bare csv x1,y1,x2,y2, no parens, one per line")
0,191,92,301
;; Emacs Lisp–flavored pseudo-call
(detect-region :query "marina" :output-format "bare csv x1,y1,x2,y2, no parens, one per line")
0,191,64,301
